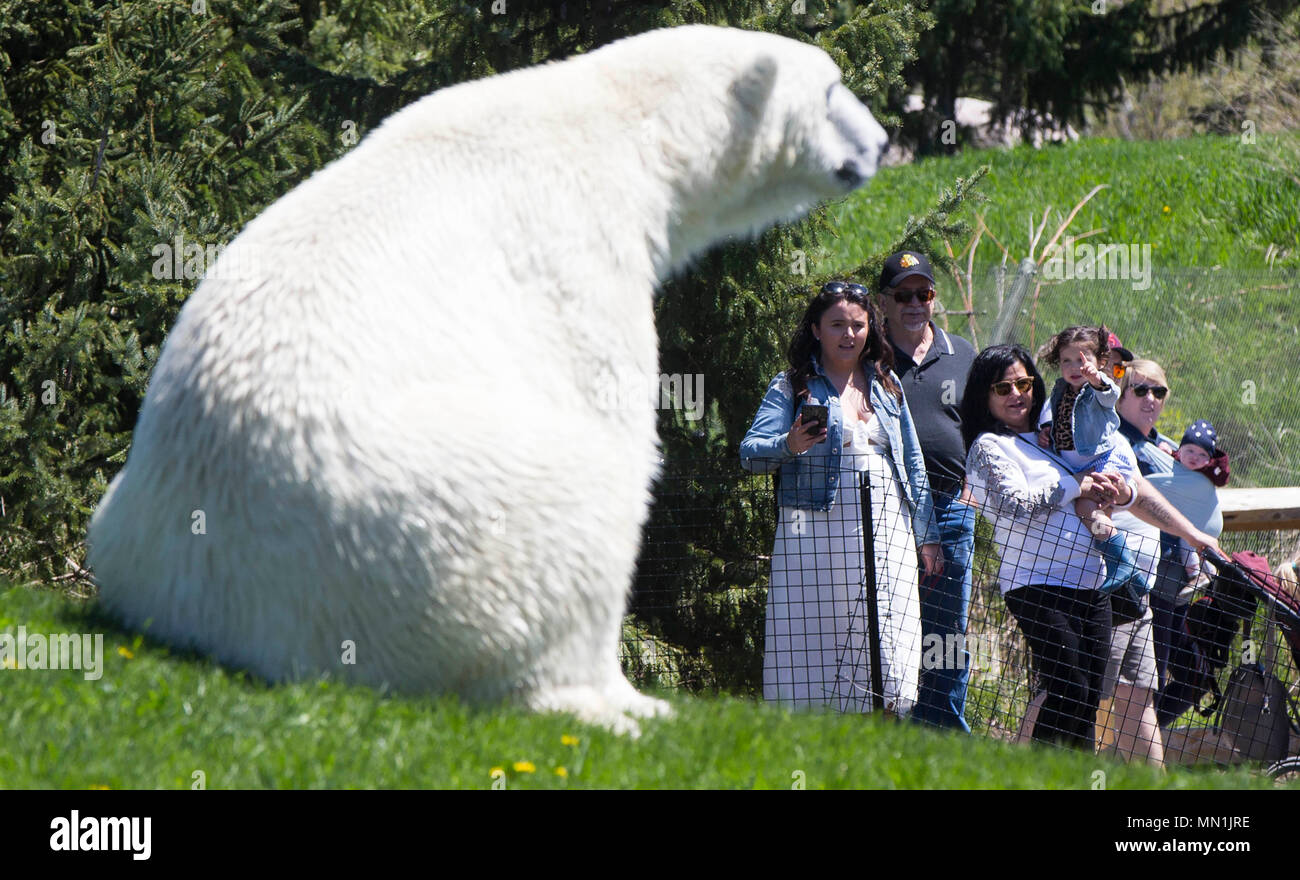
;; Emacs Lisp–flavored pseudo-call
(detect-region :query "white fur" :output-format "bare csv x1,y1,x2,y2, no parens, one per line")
87,25,887,733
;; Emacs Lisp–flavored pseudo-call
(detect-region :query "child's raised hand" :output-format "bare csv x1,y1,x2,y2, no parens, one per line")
1037,424,1051,448
1079,359,1104,387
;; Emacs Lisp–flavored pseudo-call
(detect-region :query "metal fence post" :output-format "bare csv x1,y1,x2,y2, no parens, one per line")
860,468,885,713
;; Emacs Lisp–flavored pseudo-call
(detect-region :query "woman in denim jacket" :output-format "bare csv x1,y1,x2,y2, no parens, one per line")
741,281,941,716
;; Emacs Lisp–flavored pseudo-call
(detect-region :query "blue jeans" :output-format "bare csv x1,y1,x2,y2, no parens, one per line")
911,494,976,732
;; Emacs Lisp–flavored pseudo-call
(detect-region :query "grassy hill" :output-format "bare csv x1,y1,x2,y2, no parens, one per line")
826,133,1300,272
0,584,1278,789
820,133,1300,488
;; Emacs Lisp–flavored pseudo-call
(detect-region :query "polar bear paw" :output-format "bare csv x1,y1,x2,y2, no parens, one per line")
603,677,673,720
525,682,671,738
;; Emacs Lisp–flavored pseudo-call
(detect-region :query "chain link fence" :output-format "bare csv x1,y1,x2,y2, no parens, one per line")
622,462,1300,766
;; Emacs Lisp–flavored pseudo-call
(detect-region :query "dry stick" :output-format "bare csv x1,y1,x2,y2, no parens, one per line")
1036,184,1110,266
1028,205,1050,262
963,219,987,343
975,181,1116,346
942,237,965,334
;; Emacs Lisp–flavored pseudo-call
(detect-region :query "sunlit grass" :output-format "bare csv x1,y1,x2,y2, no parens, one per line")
0,584,1282,789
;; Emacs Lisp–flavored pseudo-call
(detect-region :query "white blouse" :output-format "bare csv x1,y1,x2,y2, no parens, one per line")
965,431,1105,594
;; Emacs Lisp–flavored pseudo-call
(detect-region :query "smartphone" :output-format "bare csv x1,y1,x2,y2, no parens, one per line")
799,404,828,436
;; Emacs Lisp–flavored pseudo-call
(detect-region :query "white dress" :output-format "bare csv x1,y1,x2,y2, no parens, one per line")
762,411,922,715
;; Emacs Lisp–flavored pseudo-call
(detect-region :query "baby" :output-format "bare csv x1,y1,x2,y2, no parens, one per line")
1036,325,1148,596
1175,419,1230,487
1174,419,1230,581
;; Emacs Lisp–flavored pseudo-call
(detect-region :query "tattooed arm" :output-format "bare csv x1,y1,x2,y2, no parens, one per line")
1128,474,1223,557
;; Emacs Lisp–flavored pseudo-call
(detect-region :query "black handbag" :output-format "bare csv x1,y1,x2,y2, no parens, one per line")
1109,588,1149,624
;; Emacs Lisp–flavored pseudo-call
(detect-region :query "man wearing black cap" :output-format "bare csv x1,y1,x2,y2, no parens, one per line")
876,250,978,732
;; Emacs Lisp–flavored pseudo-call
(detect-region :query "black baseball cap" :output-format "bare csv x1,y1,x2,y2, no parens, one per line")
879,251,935,291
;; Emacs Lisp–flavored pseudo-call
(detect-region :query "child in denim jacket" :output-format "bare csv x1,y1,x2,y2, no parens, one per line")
1036,325,1147,597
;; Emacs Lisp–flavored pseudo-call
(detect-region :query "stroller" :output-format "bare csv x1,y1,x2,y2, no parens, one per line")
1178,551,1300,773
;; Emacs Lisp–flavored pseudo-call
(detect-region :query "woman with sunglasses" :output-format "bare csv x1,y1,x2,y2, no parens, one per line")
1098,359,1177,766
1114,359,1225,729
741,281,942,716
960,344,1129,749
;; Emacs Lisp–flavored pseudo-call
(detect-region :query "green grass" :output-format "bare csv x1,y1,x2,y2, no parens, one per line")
825,132,1300,271
0,584,1283,789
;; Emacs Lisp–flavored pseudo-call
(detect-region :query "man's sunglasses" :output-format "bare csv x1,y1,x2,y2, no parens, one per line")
992,377,1035,396
887,286,937,304
821,281,870,297
1130,384,1168,400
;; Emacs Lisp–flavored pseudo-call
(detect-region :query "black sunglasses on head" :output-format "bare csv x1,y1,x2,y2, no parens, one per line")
821,280,870,297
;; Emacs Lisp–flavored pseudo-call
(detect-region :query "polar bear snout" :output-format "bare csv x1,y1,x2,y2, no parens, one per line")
826,82,889,188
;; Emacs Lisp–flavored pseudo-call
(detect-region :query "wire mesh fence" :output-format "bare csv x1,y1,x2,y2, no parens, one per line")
621,265,1299,768
622,455,1300,769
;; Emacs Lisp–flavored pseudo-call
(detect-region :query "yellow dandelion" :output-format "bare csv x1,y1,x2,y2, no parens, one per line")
512,761,536,774
489,766,504,777
554,766,568,778
88,784,110,790
117,646,135,659
561,734,579,747
1162,205,1171,213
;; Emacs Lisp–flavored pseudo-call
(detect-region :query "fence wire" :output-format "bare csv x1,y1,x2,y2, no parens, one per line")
623,457,1300,769
944,265,1300,488
623,266,1300,768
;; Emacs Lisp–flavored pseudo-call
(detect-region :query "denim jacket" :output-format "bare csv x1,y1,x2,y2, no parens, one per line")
1044,375,1121,457
740,358,941,546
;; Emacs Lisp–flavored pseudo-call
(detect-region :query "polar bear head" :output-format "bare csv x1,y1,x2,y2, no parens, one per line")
581,26,890,273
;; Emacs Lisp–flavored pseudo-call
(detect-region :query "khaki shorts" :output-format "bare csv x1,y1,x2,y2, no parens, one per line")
1102,604,1159,697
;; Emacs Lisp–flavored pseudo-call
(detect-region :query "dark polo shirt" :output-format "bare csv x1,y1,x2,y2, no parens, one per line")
889,323,977,503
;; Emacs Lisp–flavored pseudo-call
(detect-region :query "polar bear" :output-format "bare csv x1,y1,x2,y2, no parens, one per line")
87,25,888,733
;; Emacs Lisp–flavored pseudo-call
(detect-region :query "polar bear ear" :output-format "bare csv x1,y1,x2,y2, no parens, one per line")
727,54,779,120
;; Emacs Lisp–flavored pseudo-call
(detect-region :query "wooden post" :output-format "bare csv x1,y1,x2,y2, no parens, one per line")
1218,487,1300,532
